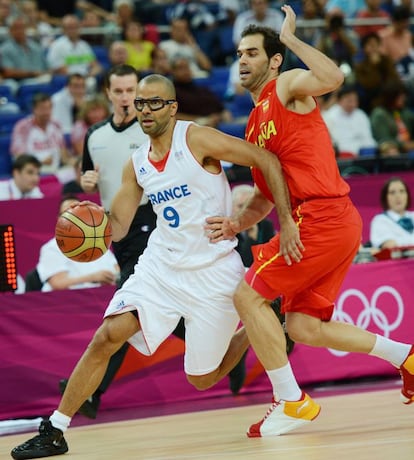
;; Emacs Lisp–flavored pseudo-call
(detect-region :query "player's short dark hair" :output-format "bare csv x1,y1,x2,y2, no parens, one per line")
104,64,139,88
12,154,41,172
240,25,286,61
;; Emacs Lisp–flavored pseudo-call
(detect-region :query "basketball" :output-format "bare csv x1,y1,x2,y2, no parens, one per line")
55,203,112,262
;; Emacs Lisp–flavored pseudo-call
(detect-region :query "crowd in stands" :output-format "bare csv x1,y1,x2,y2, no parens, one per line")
2,0,414,289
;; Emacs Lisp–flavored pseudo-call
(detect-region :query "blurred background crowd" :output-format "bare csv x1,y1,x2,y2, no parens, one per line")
2,0,414,181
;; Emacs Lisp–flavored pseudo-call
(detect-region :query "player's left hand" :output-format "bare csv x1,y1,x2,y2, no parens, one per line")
205,216,240,242
278,217,304,265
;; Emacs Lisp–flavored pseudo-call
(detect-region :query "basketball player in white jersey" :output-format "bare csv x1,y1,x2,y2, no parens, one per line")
11,74,301,459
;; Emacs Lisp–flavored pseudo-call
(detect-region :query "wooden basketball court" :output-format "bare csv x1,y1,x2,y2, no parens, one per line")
2,388,413,460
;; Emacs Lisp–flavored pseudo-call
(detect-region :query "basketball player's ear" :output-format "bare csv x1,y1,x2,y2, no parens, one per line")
270,53,283,72
170,100,178,117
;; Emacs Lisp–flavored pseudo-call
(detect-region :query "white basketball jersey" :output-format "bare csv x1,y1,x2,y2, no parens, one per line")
132,121,237,269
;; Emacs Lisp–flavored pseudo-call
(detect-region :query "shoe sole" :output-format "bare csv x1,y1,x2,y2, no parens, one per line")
247,406,321,438
400,392,414,405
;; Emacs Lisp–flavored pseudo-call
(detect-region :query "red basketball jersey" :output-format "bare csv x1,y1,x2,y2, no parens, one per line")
246,79,349,209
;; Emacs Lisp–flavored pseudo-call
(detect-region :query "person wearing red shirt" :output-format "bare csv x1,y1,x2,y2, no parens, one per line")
207,4,414,438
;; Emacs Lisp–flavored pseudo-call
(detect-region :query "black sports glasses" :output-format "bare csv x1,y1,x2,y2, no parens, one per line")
134,98,176,112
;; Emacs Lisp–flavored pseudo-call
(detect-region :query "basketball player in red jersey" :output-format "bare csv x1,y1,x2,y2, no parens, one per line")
206,4,414,437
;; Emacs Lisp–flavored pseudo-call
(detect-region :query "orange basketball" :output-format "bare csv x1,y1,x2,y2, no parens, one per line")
55,204,112,262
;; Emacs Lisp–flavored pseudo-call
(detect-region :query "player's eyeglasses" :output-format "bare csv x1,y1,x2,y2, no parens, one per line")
134,98,176,112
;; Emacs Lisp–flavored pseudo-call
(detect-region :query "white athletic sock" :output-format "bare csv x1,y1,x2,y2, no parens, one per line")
369,334,411,367
266,362,302,402
50,410,71,433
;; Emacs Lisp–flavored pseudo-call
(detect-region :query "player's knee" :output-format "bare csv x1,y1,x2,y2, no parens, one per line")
87,318,128,357
186,373,215,391
87,323,114,355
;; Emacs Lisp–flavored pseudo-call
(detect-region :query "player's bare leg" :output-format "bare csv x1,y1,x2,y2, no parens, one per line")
10,312,140,460
233,281,320,438
59,312,140,416
286,312,376,352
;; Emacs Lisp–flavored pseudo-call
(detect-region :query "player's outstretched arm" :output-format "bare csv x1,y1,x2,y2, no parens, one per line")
109,159,143,242
190,125,304,264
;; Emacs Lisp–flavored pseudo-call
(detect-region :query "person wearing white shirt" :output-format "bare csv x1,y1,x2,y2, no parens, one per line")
46,15,102,93
232,0,284,46
0,154,43,200
159,18,212,78
36,196,119,291
322,85,377,156
370,177,414,248
51,74,87,135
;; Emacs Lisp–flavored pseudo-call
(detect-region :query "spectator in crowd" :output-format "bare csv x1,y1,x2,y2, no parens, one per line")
36,195,119,292
322,84,377,157
324,0,366,17
10,93,73,180
0,154,43,200
316,9,359,73
370,80,414,156
370,177,414,248
108,40,128,67
171,57,232,127
0,0,13,27
20,0,55,49
79,9,105,46
159,18,212,78
354,0,390,39
51,73,88,135
148,47,172,77
46,14,103,92
379,6,414,106
70,95,110,157
109,0,135,38
123,20,155,72
296,0,325,46
0,15,50,94
232,0,284,46
354,32,401,113
379,6,412,64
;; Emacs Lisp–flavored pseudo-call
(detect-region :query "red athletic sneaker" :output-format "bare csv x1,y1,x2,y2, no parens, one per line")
400,345,414,404
247,392,321,438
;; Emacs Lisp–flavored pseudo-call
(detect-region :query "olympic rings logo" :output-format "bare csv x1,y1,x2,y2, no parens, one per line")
330,285,404,357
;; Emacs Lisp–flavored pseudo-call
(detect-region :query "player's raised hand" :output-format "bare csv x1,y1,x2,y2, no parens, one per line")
279,4,297,43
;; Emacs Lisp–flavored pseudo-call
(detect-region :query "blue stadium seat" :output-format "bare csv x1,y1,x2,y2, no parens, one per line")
92,45,110,70
217,122,246,139
50,75,69,93
0,134,12,177
0,85,13,99
217,25,235,58
17,83,55,111
225,93,254,118
0,112,26,135
210,66,230,84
